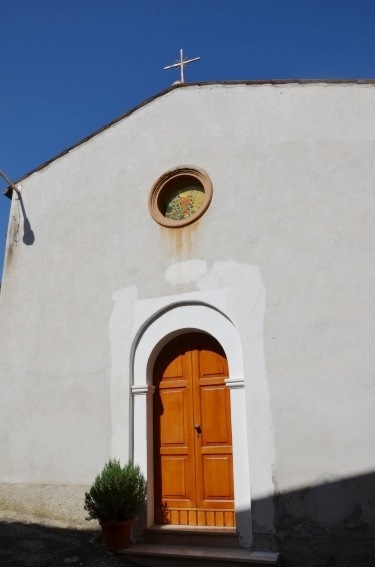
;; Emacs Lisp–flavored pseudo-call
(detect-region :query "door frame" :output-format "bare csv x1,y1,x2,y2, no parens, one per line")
131,302,253,548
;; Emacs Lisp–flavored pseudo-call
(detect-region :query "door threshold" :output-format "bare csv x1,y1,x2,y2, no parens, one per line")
143,525,240,549
148,524,237,532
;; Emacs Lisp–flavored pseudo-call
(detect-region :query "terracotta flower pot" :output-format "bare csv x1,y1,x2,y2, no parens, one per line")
100,519,133,551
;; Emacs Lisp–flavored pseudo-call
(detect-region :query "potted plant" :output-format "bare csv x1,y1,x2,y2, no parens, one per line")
84,458,147,551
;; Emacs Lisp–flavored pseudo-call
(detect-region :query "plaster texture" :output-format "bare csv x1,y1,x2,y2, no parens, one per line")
0,483,89,528
0,83,374,559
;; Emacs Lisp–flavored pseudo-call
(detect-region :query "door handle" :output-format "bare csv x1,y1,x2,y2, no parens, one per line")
194,424,201,435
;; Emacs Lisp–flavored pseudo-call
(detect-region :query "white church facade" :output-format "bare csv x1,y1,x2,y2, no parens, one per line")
0,81,374,565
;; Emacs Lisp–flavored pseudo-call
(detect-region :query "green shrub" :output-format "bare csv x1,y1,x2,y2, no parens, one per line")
84,459,147,522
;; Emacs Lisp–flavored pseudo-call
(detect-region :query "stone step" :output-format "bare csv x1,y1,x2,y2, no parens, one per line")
120,543,279,567
143,525,240,548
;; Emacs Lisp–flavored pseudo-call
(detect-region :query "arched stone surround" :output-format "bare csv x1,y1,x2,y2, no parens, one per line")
131,301,253,548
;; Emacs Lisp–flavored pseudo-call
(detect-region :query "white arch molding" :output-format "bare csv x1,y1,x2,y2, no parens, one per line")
131,302,253,548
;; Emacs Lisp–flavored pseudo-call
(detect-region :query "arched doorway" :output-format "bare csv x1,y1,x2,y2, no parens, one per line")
153,332,235,527
131,302,253,547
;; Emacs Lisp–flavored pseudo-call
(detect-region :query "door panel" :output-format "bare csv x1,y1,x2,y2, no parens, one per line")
199,349,227,378
161,456,188,497
154,333,235,527
203,455,234,498
200,386,231,444
160,389,186,445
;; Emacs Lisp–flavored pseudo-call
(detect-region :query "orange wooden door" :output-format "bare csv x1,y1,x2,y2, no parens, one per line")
153,333,235,527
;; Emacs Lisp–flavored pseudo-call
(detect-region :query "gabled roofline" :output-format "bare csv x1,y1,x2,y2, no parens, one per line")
4,78,375,198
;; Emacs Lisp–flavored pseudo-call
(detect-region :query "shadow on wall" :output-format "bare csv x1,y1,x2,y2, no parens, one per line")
0,473,374,566
251,470,375,567
19,198,35,246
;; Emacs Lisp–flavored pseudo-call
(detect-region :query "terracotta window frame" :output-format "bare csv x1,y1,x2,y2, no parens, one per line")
148,166,213,228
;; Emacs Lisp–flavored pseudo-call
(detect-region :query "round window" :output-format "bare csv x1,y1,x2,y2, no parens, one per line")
148,166,213,228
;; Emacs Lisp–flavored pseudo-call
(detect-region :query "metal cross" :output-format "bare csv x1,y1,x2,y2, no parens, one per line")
164,49,200,84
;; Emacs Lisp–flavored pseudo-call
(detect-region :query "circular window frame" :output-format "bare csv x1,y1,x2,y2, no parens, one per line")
148,166,213,228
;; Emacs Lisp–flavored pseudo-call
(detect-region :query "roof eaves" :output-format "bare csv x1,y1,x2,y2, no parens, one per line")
4,78,375,198
3,82,181,198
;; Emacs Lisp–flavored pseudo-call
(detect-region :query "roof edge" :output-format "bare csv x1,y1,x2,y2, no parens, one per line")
4,78,375,198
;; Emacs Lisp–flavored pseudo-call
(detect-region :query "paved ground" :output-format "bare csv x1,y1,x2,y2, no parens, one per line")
0,520,141,567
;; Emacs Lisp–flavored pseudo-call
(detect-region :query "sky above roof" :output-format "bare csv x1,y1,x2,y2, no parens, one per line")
1,0,375,277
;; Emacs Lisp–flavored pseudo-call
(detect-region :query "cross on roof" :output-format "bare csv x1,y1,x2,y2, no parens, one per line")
164,49,200,84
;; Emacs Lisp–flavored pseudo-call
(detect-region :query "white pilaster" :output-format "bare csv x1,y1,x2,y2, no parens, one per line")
226,377,253,548
131,384,155,526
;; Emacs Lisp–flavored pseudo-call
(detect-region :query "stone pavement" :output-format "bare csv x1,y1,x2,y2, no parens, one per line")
0,519,141,567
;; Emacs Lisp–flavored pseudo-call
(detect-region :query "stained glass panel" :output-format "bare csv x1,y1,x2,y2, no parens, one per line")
163,183,205,220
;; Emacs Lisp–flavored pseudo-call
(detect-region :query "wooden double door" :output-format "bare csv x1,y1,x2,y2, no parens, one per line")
153,332,235,527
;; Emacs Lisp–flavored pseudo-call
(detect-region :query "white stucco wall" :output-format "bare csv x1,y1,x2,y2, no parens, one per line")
0,82,374,533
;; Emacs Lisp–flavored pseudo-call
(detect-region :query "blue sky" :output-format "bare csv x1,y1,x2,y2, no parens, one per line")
1,0,375,277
